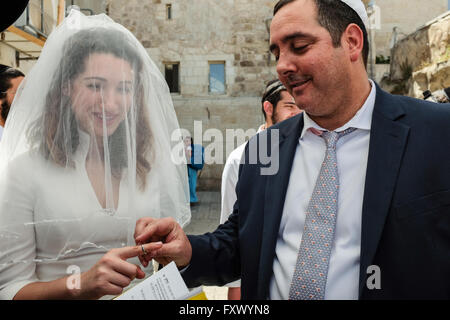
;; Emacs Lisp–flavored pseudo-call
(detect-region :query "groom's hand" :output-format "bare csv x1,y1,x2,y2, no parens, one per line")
134,217,192,268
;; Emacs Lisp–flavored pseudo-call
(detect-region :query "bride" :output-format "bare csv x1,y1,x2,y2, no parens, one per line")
0,10,190,299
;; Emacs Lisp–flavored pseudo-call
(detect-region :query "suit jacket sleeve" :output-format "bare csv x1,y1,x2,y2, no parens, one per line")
182,202,241,288
182,146,248,288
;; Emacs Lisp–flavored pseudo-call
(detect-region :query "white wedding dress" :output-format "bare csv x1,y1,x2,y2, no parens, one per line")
0,133,165,299
0,10,190,299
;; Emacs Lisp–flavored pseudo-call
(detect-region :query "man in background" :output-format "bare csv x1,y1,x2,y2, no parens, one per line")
220,79,301,299
0,66,24,140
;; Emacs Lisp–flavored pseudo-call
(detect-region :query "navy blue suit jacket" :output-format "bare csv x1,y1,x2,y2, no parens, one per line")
183,85,450,299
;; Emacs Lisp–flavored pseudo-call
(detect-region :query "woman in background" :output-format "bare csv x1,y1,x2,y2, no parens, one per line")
185,136,204,205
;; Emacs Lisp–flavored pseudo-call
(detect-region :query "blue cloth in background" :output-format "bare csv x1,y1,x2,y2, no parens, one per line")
188,166,198,203
188,144,204,203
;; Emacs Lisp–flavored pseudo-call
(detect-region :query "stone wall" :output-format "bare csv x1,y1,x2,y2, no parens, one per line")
108,0,279,190
365,0,448,59
362,0,448,82
384,11,449,98
69,0,107,14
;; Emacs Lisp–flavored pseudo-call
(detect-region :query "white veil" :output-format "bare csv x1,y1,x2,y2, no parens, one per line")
0,10,190,292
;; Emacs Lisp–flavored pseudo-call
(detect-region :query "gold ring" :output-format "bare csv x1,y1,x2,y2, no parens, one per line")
141,244,148,255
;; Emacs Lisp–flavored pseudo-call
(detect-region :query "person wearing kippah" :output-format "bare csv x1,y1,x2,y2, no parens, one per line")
0,67,24,141
134,0,450,300
219,79,301,299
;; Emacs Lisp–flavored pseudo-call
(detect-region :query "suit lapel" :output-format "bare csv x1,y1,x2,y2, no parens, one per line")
358,88,410,297
257,115,304,298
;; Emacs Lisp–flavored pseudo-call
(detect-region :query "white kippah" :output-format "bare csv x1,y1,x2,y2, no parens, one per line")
340,0,369,30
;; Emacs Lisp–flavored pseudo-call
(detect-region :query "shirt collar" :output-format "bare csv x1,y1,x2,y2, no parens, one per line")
300,79,376,139
257,124,266,133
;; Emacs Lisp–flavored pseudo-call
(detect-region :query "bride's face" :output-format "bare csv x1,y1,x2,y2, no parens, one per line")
70,53,134,138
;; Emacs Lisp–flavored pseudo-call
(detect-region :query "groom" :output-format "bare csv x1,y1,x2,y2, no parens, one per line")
135,0,450,299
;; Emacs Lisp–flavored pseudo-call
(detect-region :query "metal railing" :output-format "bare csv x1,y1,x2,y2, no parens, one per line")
14,0,57,39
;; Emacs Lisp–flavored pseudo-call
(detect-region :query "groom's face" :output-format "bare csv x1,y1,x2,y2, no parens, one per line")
270,0,351,122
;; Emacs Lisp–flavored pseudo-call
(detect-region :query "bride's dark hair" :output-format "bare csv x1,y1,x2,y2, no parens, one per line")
29,28,153,190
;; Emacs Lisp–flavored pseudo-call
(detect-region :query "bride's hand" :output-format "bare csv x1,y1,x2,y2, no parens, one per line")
73,243,162,299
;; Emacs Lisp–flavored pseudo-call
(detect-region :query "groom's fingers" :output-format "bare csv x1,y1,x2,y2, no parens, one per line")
134,217,154,241
150,240,192,268
135,217,178,244
134,218,189,267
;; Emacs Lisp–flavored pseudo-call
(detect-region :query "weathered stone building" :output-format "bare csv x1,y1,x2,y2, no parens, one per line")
107,0,279,189
362,0,449,82
107,0,450,189
382,11,449,99
3,0,448,190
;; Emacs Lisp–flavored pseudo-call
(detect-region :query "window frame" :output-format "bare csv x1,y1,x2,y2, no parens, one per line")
208,61,226,95
164,62,180,94
166,4,172,20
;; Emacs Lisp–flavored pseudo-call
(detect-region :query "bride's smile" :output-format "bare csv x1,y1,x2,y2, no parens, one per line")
70,53,133,138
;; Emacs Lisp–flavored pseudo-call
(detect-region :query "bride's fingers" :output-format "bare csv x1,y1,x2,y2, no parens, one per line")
134,240,147,267
110,256,143,280
115,243,163,260
108,271,133,288
136,265,145,279
137,253,146,267
104,283,125,296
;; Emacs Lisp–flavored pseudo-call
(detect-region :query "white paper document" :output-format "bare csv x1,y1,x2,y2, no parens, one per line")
115,261,189,300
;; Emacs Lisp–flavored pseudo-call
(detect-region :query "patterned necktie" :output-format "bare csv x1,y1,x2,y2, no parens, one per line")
289,127,356,300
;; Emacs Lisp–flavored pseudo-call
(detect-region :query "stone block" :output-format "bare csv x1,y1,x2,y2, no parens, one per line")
240,61,254,67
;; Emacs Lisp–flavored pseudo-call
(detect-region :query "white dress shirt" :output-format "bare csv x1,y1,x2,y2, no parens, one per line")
269,80,376,300
220,125,265,288
220,143,246,288
220,143,247,225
